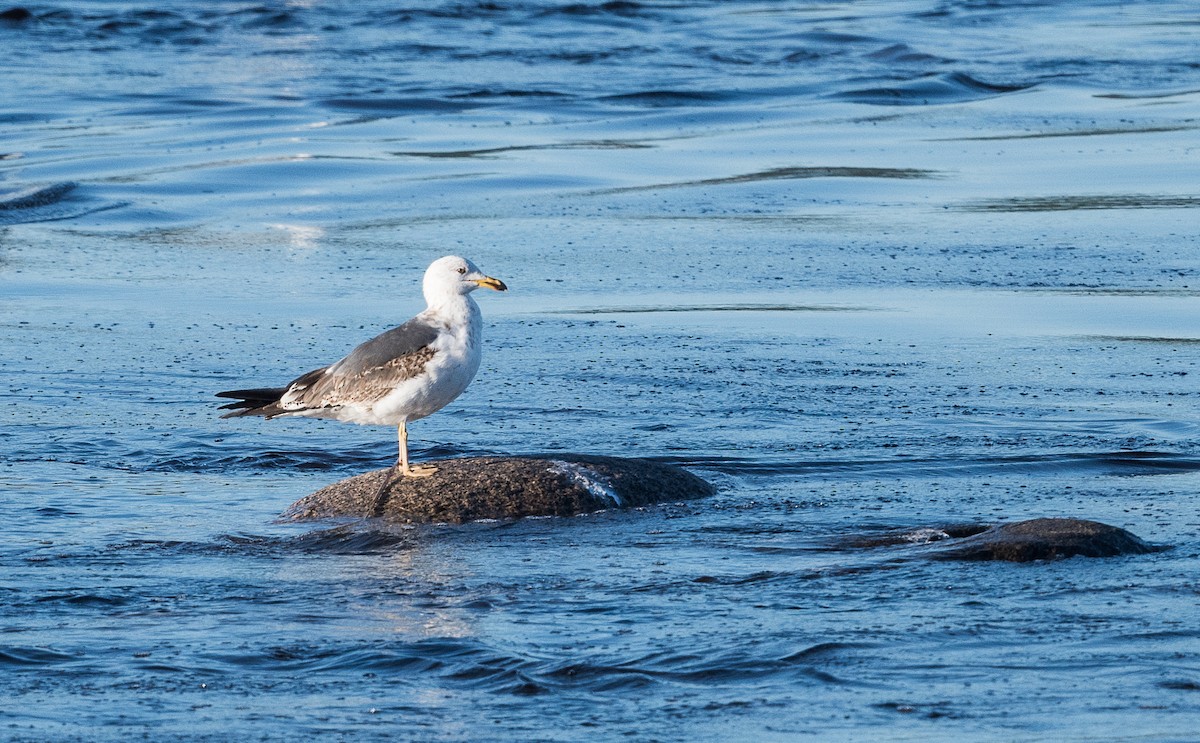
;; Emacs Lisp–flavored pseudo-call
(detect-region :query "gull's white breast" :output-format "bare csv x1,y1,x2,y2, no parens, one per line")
364,300,483,425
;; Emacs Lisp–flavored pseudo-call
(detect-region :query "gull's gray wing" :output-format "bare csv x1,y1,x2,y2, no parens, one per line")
277,316,441,412
329,316,441,376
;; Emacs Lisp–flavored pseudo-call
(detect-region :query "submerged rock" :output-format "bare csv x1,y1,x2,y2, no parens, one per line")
283,454,715,524
834,518,1164,562
0,8,33,23
930,518,1164,562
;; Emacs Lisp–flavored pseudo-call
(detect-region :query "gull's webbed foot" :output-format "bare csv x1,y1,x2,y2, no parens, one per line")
401,464,438,478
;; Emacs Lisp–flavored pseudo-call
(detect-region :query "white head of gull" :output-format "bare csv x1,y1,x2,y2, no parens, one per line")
218,255,507,481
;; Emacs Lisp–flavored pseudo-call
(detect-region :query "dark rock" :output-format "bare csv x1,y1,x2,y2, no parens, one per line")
0,7,32,22
931,517,1165,562
283,454,715,524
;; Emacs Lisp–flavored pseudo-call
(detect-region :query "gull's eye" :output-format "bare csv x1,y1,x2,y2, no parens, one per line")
457,266,467,274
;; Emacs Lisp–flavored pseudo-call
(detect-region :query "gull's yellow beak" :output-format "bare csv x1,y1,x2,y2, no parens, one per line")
473,276,508,291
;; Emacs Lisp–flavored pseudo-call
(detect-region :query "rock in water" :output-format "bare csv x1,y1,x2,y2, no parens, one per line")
283,455,716,524
932,517,1164,562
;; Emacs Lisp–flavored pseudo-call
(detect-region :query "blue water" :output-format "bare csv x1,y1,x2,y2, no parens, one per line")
3,1,1200,740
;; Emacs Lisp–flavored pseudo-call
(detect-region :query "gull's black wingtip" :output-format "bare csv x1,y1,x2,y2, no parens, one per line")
215,387,286,417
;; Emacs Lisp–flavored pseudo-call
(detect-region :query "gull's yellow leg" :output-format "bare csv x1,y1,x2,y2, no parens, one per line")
398,420,437,478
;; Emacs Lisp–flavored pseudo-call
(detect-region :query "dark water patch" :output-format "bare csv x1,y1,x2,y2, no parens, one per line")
0,181,125,225
451,88,572,100
94,435,481,477
393,138,651,158
690,570,792,586
109,95,245,117
320,97,478,115
959,194,1200,212
35,591,131,607
34,506,80,517
0,646,78,667
630,568,821,594
937,125,1196,141
0,112,59,124
1038,287,1200,297
874,700,959,719
1096,88,1200,100
288,524,418,554
780,642,875,662
599,90,733,107
551,302,877,315
1116,628,1200,642
672,450,1200,479
795,30,879,46
834,71,1034,105
1160,679,1200,691
541,1,655,18
639,213,838,225
87,9,216,44
108,526,415,559
19,444,387,476
539,647,852,689
0,182,76,211
149,441,474,475
101,535,306,564
668,651,844,685
596,165,936,194
1085,335,1200,345
445,659,541,693
541,45,662,65
207,643,453,674
366,4,513,24
150,446,387,474
106,538,192,556
866,43,952,65
229,5,304,31
90,153,386,186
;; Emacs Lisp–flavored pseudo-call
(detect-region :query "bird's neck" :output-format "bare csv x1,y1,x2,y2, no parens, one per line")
424,293,479,325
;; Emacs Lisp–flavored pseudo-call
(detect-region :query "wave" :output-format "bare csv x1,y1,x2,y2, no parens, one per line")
957,194,1200,212
599,90,734,107
191,636,863,693
659,450,1200,479
0,181,126,225
14,437,481,475
104,526,417,560
319,97,478,114
0,181,76,210
833,71,1035,105
0,645,79,667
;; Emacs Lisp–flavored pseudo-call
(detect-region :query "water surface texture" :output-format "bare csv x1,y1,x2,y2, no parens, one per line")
3,1,1200,740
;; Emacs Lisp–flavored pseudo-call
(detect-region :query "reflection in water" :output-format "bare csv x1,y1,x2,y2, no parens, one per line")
272,222,325,251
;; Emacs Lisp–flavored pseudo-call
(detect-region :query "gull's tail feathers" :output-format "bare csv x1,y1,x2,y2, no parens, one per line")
216,387,288,418
217,367,329,418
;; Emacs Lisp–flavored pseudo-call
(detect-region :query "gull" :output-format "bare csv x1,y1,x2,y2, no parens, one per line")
217,255,507,482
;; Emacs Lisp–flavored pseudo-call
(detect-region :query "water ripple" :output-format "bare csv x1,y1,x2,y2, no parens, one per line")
834,71,1036,105
667,450,1200,479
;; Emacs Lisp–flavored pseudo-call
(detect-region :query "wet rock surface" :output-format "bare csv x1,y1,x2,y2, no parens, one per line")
283,454,716,524
833,518,1165,562
930,517,1165,562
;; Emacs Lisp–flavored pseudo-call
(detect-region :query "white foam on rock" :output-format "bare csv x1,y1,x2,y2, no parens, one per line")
547,461,622,507
903,528,953,544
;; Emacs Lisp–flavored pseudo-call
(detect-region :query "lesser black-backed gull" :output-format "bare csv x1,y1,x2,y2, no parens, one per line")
217,255,507,479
